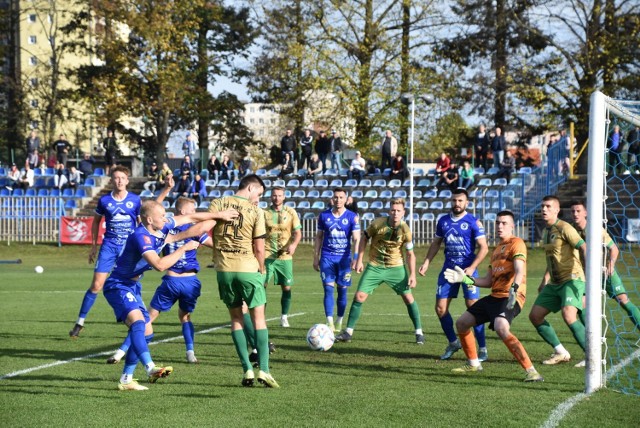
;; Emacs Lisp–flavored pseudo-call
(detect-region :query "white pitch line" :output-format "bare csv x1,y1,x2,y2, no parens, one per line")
541,347,640,428
0,312,305,381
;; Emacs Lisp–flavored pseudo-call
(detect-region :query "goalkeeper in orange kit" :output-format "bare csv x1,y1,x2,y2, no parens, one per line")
444,210,543,382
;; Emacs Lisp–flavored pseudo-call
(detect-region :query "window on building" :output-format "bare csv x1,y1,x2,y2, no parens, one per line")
28,14,37,23
31,121,39,129
259,118,264,124
259,129,265,136
30,99,38,108
30,78,38,86
29,35,37,44
29,56,37,65
250,107,255,113
270,118,276,124
250,118,255,124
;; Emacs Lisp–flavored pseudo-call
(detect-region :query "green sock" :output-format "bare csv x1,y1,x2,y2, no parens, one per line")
535,320,561,347
231,329,251,372
256,329,270,373
578,309,585,326
406,300,422,329
621,301,640,330
568,320,586,351
281,289,292,315
243,313,256,349
346,301,363,330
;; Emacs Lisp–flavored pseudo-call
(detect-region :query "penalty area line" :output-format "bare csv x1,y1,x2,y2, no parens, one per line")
0,312,305,381
541,347,640,428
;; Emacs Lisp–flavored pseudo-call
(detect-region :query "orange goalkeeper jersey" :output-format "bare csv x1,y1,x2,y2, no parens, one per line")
490,236,527,309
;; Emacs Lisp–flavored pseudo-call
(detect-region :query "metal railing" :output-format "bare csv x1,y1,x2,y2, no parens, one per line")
0,197,65,244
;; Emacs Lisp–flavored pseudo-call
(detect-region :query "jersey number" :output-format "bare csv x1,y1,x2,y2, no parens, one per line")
223,213,244,240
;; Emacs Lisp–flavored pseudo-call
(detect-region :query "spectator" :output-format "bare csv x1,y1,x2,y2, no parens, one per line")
315,130,331,173
278,152,294,178
491,127,505,168
158,162,172,187
78,153,95,178
330,130,343,169
47,149,58,168
16,162,35,190
53,162,68,189
474,124,490,170
6,163,20,190
143,162,161,193
608,124,622,174
435,153,451,179
67,166,82,190
207,154,221,182
497,150,516,182
189,173,207,205
238,157,252,178
171,171,192,201
53,134,72,168
380,130,398,171
438,164,459,191
459,160,475,189
280,129,296,165
345,196,358,215
627,126,640,175
390,154,408,181
348,151,366,182
25,129,41,169
220,154,234,181
102,129,119,175
181,154,196,180
182,132,197,159
299,129,313,170
304,153,323,180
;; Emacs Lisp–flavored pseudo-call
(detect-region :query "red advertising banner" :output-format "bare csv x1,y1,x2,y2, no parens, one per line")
60,217,106,245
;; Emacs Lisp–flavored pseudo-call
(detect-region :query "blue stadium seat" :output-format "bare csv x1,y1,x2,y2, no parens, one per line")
356,201,369,210
222,190,234,197
438,190,452,198
393,190,407,198
494,178,508,186
417,178,431,187
208,189,221,198
287,179,300,187
380,190,392,198
293,190,306,198
344,179,358,188
34,177,47,187
255,168,267,176
0,189,9,197
93,168,105,176
402,179,414,187
312,201,325,210
370,201,384,210
303,212,316,220
503,189,516,199
351,190,363,198
421,212,435,221
45,167,55,176
25,188,36,196
373,179,386,187
37,188,49,196
140,190,153,198
268,168,281,177
330,179,343,187
205,179,217,187
301,179,314,188
232,180,240,187
316,179,329,188
412,190,422,199
217,179,230,187
273,179,286,187
198,201,209,208
388,179,402,188
0,167,6,176
308,190,320,198
361,212,375,221
429,201,444,210
518,167,532,174
339,168,349,177
262,179,272,188
84,177,96,187
324,168,338,177
477,178,492,187
467,201,475,210
62,188,75,198
258,201,268,209
484,212,497,222
485,189,500,198
75,188,87,198
474,167,485,175
424,189,437,198
382,168,392,176
161,200,170,208
49,188,61,197
298,201,311,209
364,190,378,198
359,179,372,187
284,189,291,198
12,189,24,196
321,190,334,198
415,201,429,210
284,201,296,208
33,168,42,176
64,199,78,209
487,167,499,175
508,177,523,186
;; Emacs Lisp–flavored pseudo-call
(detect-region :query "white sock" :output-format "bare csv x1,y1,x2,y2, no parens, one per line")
120,373,133,384
113,349,126,360
326,316,334,325
479,347,487,353
336,316,344,325
469,358,480,367
345,327,354,335
526,366,537,373
554,344,568,354
76,317,85,326
144,362,156,374
415,329,423,335
281,315,288,320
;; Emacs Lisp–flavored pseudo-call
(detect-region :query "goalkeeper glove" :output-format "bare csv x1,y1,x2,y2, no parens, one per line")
507,283,519,310
444,266,475,288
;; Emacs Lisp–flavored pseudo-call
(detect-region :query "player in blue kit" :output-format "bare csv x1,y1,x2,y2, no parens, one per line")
313,188,361,332
104,199,238,390
106,191,213,365
419,188,489,360
70,166,141,338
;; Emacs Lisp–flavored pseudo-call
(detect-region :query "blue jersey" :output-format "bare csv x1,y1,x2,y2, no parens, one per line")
163,223,209,274
108,217,176,281
317,209,360,258
435,212,485,269
95,191,141,245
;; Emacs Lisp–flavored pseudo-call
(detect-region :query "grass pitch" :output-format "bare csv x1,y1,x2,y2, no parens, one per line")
0,243,638,427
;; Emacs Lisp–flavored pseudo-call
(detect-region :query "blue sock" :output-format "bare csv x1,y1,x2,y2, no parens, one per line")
337,286,348,317
123,348,138,375
474,324,486,348
129,320,152,366
78,290,98,318
182,321,194,351
119,333,131,352
439,313,458,343
145,333,154,344
323,285,335,317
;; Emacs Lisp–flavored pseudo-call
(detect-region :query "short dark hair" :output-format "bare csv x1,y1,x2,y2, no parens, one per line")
496,210,515,221
570,199,586,209
238,174,265,191
452,188,468,199
542,195,560,205
333,187,347,195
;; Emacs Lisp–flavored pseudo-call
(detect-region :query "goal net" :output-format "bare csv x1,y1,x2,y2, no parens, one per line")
586,91,640,395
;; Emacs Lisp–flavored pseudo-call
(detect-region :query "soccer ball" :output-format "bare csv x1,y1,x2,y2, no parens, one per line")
306,323,335,351
34,266,44,274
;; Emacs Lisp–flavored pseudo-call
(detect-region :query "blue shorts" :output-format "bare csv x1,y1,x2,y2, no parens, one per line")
320,256,352,287
103,277,150,323
436,269,480,300
150,275,201,314
95,239,123,274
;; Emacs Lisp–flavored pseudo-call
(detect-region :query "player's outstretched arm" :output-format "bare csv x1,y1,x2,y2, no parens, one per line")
88,214,103,264
418,237,442,276
173,209,238,227
155,175,174,204
167,220,216,244
143,240,200,271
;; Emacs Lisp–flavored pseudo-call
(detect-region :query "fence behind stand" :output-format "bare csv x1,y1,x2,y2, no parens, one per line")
0,197,65,244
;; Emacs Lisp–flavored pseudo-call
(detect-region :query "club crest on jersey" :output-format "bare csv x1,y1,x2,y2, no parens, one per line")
126,201,134,208
501,245,506,253
342,219,349,225
461,223,469,230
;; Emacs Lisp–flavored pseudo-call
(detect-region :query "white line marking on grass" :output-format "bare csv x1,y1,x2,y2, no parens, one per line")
0,312,305,381
541,348,640,428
